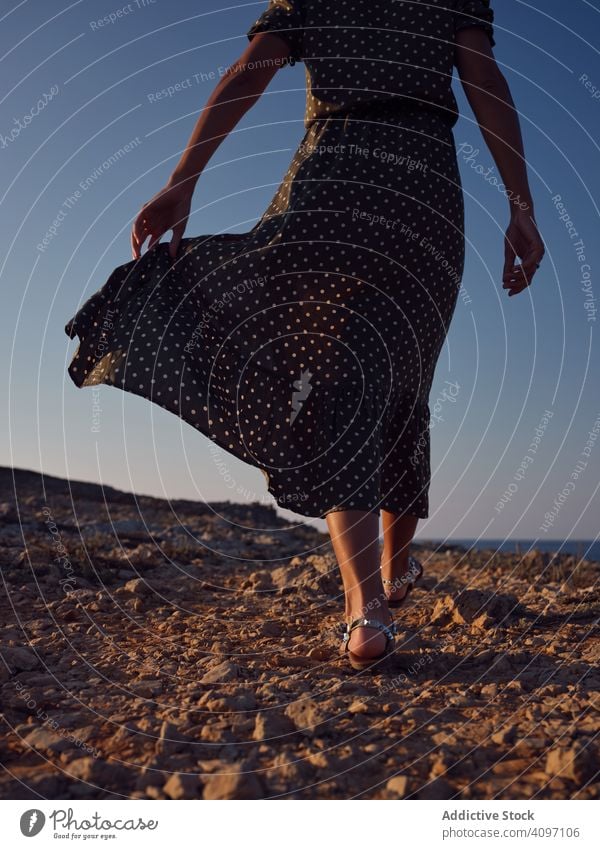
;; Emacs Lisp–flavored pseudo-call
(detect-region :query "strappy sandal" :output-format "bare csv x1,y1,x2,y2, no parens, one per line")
380,555,424,609
341,615,398,671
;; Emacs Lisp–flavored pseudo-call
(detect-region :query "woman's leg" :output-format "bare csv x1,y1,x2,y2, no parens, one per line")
380,510,419,602
325,508,391,660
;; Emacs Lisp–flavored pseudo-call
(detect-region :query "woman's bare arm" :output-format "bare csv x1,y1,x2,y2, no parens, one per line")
131,31,292,258
454,28,544,296
167,31,293,192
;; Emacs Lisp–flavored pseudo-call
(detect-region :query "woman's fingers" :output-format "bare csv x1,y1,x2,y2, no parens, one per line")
502,214,545,296
502,249,543,294
131,202,163,258
131,210,150,259
146,227,165,251
503,235,517,279
168,223,186,260
130,183,192,259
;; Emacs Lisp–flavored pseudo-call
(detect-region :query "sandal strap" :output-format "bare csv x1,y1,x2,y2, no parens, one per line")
381,556,423,587
341,616,397,652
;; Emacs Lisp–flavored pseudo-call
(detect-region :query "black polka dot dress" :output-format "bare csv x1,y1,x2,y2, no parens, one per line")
65,0,495,519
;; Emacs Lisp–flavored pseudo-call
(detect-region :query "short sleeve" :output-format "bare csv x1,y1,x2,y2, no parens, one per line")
454,0,495,48
247,0,304,67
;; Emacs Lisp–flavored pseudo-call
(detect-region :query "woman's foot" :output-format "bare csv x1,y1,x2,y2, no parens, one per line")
324,509,396,667
342,612,397,671
380,510,420,604
343,592,394,661
380,553,422,605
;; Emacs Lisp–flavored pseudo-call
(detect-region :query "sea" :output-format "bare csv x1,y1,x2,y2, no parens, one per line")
416,539,600,563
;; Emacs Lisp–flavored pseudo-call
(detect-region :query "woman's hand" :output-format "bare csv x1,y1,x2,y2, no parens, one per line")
503,208,545,297
131,179,194,260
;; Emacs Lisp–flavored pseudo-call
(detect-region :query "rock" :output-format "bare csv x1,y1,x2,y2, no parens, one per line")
429,753,452,778
246,571,275,591
1,646,39,672
284,698,329,736
124,578,151,596
203,691,255,713
202,763,264,799
131,679,163,698
545,744,596,782
348,699,370,715
163,772,201,799
386,775,409,797
135,756,168,791
252,711,296,741
449,693,471,707
200,661,239,684
307,646,329,660
492,725,517,745
257,621,282,637
145,786,167,799
402,707,435,723
198,720,237,744
155,721,191,756
66,757,129,785
492,758,533,776
22,727,75,753
431,590,519,628
227,690,257,711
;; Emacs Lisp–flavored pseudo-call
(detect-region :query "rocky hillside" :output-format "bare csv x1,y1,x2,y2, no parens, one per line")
0,466,598,799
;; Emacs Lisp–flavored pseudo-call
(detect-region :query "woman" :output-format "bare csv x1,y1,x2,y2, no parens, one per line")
65,0,544,671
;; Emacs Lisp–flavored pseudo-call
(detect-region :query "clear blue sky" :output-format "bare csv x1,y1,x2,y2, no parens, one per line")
1,0,598,541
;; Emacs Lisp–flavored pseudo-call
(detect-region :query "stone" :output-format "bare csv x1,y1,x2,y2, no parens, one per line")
66,757,129,785
22,727,75,754
252,711,296,742
124,578,151,596
491,758,533,776
257,621,282,637
131,679,163,698
545,744,596,782
163,772,201,799
200,661,239,684
491,725,517,745
198,720,237,744
431,590,519,628
284,698,329,736
348,699,370,714
1,646,39,672
386,775,409,797
155,720,192,756
307,646,329,660
202,763,264,800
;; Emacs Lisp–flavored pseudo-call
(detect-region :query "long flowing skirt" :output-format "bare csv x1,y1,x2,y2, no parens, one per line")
65,101,465,519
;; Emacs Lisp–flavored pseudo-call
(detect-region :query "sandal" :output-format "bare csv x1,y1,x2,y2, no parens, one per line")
380,555,424,608
341,615,397,671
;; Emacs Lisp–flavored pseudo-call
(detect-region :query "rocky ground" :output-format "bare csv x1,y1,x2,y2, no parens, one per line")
0,466,598,800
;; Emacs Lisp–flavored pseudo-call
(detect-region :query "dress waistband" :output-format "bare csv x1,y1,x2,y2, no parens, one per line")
339,97,455,129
